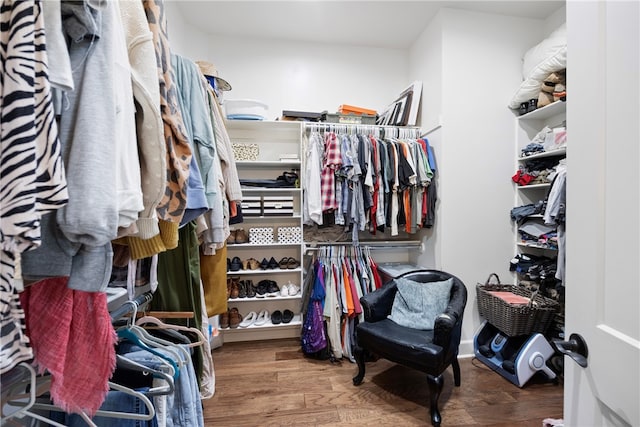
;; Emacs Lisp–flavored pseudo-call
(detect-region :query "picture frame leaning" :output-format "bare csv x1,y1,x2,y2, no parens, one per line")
376,80,422,127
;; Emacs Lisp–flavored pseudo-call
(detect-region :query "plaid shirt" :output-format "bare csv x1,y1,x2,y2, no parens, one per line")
321,132,341,211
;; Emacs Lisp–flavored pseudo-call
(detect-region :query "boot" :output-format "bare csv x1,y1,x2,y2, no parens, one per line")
230,276,240,299
245,279,256,298
238,280,247,298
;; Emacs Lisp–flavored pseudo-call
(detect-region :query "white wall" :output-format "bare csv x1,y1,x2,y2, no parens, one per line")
409,8,552,354
409,13,443,269
166,2,409,121
544,5,567,36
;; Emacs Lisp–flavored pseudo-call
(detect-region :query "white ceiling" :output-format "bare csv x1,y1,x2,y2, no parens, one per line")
178,1,565,49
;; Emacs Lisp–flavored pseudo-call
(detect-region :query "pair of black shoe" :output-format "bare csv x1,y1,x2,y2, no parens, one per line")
255,280,279,297
259,257,279,270
228,256,243,272
271,309,294,325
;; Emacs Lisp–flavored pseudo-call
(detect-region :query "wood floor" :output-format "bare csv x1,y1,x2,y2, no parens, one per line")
203,338,563,426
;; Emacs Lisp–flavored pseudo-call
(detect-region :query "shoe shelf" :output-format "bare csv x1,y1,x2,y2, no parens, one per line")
220,317,302,343
226,242,301,249
222,315,301,330
226,119,304,343
228,294,301,303
228,267,302,275
241,214,302,221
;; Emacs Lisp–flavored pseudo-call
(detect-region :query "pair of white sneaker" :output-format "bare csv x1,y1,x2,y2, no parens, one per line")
239,310,271,328
280,282,300,297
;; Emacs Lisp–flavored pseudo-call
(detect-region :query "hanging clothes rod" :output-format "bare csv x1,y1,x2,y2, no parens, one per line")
109,291,153,322
305,240,422,250
421,123,442,137
304,122,423,139
303,122,420,131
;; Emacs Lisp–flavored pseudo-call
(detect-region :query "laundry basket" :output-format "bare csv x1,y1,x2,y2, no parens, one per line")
476,273,559,337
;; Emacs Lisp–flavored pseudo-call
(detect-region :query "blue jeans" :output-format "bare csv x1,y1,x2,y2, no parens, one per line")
120,345,203,427
50,388,158,427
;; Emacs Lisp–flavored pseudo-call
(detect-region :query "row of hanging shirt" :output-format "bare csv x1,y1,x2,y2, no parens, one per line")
307,245,384,362
303,125,438,243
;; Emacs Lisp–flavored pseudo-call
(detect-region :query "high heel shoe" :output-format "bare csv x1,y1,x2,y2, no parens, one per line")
267,257,279,269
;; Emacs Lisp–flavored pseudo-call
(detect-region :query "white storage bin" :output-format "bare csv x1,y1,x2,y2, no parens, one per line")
225,99,268,120
263,196,294,216
249,227,274,245
240,196,262,216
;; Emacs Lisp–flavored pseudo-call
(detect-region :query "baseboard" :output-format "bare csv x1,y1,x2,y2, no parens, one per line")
458,339,475,358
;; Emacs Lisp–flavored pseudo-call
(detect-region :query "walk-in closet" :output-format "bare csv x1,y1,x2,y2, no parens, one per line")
1,1,638,426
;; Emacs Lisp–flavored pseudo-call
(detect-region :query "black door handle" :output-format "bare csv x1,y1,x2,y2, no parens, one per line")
552,333,589,368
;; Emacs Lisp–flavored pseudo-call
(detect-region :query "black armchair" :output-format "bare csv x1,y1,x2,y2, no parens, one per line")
352,269,468,427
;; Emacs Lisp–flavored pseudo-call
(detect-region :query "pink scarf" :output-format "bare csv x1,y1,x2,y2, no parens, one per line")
20,276,116,416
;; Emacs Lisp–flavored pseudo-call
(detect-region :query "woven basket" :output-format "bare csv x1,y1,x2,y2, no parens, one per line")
476,273,559,337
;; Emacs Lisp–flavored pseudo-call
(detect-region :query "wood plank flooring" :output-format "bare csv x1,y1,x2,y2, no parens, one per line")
203,338,563,426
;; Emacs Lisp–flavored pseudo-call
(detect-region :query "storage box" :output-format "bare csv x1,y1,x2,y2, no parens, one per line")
232,143,259,161
338,104,377,116
281,110,324,122
240,196,262,216
323,112,377,125
262,196,294,216
225,99,268,120
249,227,274,245
277,226,302,244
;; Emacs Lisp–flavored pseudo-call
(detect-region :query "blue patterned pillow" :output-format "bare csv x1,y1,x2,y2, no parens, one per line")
388,277,453,330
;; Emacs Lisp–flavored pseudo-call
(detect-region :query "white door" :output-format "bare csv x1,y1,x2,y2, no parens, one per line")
565,1,640,426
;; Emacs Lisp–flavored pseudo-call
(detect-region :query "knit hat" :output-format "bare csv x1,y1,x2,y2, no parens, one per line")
195,60,232,91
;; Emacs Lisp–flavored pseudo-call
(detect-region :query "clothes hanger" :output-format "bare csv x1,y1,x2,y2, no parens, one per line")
2,364,97,427
135,315,207,349
1,362,38,423
126,322,191,365
116,301,180,379
22,381,156,422
115,354,175,397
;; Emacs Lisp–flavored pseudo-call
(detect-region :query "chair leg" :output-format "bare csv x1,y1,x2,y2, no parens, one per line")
426,374,443,427
352,346,366,386
452,357,461,387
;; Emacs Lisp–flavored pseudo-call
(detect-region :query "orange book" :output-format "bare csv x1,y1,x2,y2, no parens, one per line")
338,104,377,116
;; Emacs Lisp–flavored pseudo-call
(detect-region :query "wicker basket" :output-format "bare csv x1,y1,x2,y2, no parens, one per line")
476,273,559,337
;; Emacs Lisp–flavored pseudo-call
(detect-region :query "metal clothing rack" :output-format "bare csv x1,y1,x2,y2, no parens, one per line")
304,240,424,252
303,122,422,139
109,291,153,322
